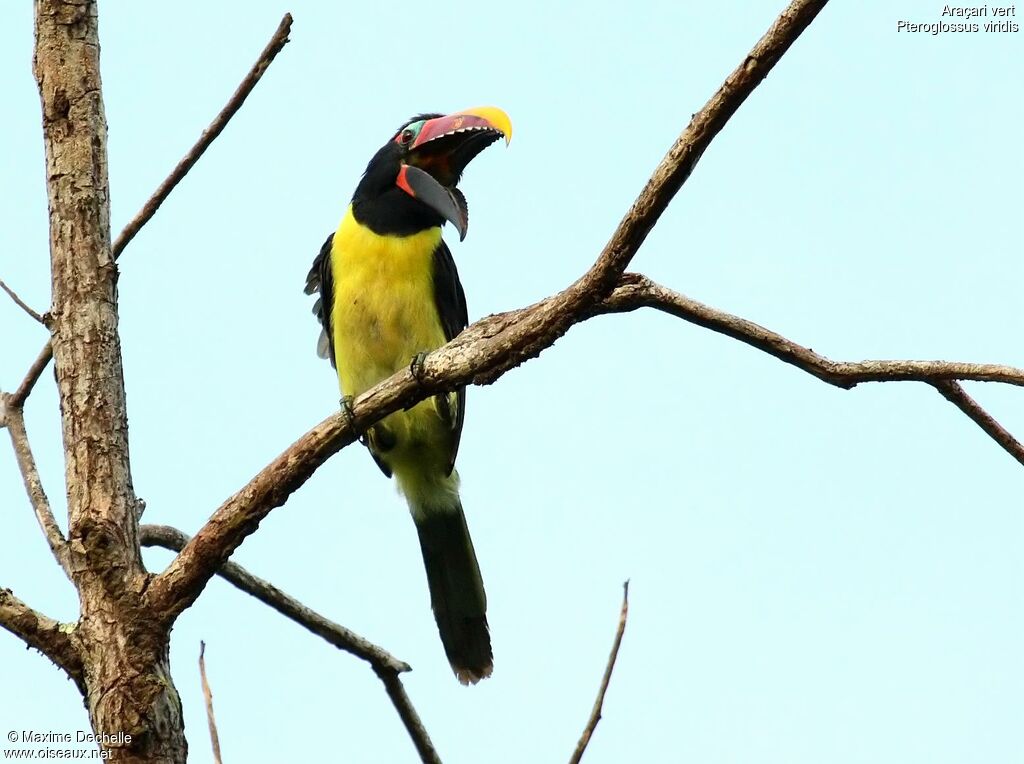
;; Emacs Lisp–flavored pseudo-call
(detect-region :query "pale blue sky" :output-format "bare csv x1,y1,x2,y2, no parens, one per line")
2,1,1022,762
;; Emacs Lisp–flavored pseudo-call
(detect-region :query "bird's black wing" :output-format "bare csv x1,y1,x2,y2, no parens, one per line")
306,232,393,478
304,233,336,369
432,239,469,476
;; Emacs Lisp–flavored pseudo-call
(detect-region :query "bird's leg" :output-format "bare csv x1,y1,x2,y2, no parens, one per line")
406,351,432,411
340,395,367,444
410,351,430,384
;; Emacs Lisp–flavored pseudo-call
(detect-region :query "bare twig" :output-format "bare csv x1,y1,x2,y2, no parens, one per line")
373,667,444,764
0,588,82,691
6,13,293,409
146,0,833,626
2,395,69,575
7,343,51,409
932,381,1024,466
570,581,630,764
600,274,1024,388
141,525,408,672
0,279,44,324
111,13,292,260
598,273,1024,461
141,525,438,763
199,642,223,764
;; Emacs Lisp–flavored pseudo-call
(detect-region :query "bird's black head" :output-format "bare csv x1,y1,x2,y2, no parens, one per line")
352,107,512,240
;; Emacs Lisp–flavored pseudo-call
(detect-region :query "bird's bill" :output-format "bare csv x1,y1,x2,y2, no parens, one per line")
396,106,511,238
409,106,513,150
396,164,469,241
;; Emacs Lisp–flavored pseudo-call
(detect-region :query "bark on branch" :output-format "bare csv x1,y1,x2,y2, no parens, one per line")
145,0,833,626
0,588,82,691
34,1,185,758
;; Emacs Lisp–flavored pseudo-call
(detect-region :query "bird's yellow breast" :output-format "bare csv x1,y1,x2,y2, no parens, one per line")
329,205,446,398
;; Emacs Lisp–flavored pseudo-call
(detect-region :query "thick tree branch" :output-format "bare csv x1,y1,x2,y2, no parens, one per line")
141,525,440,764
0,278,44,324
932,382,1024,466
0,588,82,691
34,2,189,756
8,13,293,409
1,395,70,575
146,0,833,625
569,582,630,764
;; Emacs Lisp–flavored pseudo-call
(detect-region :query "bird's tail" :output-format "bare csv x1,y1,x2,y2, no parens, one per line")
409,492,492,684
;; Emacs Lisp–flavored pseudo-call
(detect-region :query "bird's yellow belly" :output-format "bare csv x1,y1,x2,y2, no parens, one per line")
330,212,446,397
329,209,449,465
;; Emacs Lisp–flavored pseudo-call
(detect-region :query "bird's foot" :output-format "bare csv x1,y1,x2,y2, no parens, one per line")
339,395,365,443
410,351,430,385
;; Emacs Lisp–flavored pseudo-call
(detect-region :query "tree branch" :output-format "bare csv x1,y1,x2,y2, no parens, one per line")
373,667,444,764
141,525,408,672
0,588,82,691
569,581,630,764
1,394,70,575
597,273,1024,463
145,0,833,626
0,278,44,324
932,381,1024,466
141,525,440,764
198,642,223,764
111,13,292,260
7,343,52,410
599,274,1024,388
7,13,293,409
34,1,191,752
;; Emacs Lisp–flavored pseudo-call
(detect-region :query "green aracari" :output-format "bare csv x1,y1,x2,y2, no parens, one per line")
305,107,512,684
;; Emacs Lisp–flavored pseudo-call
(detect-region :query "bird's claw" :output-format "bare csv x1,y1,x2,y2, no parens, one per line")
340,395,366,444
410,351,429,385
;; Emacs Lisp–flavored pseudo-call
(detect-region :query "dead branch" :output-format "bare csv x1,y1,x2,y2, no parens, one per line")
597,273,1024,463
141,525,440,763
7,343,52,410
145,0,833,626
6,13,293,411
199,642,223,764
373,667,444,764
569,582,630,764
599,274,1024,389
932,381,1024,466
0,588,82,690
0,278,44,324
33,0,187,754
112,13,292,260
1,395,69,574
141,525,408,672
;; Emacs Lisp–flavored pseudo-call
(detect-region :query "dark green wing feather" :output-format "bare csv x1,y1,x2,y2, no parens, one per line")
304,233,336,368
432,240,468,476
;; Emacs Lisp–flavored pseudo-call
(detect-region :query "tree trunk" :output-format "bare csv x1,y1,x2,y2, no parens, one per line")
33,1,186,759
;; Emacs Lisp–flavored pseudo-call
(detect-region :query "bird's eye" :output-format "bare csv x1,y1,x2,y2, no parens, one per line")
400,128,415,146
